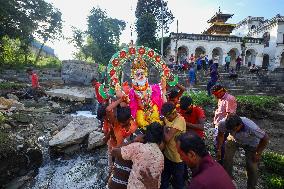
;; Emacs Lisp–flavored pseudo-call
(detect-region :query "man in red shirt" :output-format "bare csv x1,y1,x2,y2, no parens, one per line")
26,68,39,89
139,132,236,189
179,96,205,139
26,68,41,101
176,133,236,189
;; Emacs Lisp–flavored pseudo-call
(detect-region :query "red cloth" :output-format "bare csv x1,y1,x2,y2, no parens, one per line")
188,155,235,189
180,106,205,138
94,82,106,103
31,73,39,88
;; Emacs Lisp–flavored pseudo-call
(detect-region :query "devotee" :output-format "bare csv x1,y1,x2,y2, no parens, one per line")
179,96,205,139
212,84,237,164
160,102,186,189
25,68,41,101
189,53,195,65
229,68,238,79
167,83,186,105
111,122,165,189
140,132,236,189
225,53,231,72
249,64,259,74
206,64,219,96
213,55,219,69
106,102,137,189
216,114,269,189
177,132,236,189
188,65,196,91
236,56,242,71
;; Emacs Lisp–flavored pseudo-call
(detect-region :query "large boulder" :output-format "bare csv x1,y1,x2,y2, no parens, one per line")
87,131,105,150
49,116,100,148
46,87,94,101
61,60,99,85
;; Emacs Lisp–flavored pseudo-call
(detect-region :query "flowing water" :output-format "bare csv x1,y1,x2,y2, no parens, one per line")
24,111,108,189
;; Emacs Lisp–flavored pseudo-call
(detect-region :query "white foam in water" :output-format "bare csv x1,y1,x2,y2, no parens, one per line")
29,154,108,189
71,111,97,118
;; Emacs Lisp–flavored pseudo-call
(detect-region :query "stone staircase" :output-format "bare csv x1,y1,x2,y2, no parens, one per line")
175,67,284,95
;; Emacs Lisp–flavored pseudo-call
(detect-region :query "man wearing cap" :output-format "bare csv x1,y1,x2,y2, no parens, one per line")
212,84,237,164
179,96,206,139
216,114,269,189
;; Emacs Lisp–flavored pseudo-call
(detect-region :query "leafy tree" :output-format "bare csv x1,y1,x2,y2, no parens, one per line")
135,0,174,33
84,7,125,65
33,3,62,64
0,0,63,65
136,13,157,49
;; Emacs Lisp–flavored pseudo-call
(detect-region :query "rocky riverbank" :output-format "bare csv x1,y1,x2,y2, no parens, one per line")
1,76,283,188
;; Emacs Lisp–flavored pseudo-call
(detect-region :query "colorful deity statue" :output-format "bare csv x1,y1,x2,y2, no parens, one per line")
128,57,165,128
100,45,178,128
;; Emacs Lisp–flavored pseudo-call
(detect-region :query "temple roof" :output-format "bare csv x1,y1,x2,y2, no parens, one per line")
207,8,234,23
203,23,236,35
208,13,234,23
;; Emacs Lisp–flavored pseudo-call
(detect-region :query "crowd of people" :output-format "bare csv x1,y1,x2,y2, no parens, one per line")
92,76,269,189
24,60,268,189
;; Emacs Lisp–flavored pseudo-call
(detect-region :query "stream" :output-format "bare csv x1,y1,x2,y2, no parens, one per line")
24,111,108,189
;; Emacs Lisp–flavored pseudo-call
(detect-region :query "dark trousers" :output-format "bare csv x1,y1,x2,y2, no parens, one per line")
236,63,241,71
160,157,185,189
225,62,230,72
207,80,216,96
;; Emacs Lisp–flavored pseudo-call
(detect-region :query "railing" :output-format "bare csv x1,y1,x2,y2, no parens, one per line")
170,33,263,44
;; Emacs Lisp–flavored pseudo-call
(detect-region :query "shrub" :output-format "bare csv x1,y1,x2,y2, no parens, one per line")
264,174,284,189
0,82,26,90
0,113,5,124
184,91,216,106
236,95,279,110
262,152,284,175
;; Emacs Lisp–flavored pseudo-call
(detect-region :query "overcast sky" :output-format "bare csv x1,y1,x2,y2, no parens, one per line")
45,0,284,60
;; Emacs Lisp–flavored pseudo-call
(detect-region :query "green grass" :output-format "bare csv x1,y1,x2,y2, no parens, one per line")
262,152,284,175
264,174,284,189
262,152,284,189
183,90,280,110
236,95,280,109
184,91,216,106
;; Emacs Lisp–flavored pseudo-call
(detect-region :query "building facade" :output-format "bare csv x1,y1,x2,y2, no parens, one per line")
168,11,284,70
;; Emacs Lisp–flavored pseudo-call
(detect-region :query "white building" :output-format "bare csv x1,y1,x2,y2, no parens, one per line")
168,11,284,70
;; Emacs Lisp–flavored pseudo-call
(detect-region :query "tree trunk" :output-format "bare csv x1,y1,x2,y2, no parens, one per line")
34,40,46,65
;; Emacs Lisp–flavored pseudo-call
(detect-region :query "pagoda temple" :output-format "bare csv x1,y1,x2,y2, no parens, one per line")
203,8,236,35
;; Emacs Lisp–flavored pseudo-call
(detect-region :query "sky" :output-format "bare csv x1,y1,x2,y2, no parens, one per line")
45,0,284,60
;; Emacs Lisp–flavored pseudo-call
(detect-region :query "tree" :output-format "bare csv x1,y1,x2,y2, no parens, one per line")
0,0,63,65
136,13,157,49
135,0,174,33
34,3,62,64
85,7,125,65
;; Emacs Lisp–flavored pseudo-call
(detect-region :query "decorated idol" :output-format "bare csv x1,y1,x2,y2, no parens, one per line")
129,57,164,128
100,44,178,128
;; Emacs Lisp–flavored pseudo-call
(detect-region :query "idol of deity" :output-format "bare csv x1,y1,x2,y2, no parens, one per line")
128,57,165,128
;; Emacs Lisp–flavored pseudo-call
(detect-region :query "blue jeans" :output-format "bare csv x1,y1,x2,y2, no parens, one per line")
160,157,185,189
